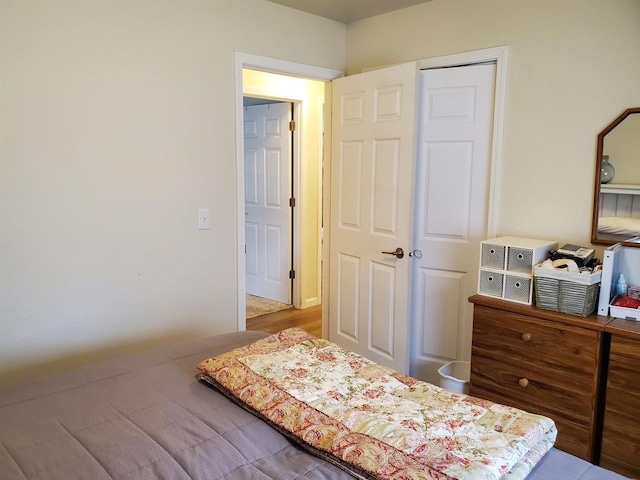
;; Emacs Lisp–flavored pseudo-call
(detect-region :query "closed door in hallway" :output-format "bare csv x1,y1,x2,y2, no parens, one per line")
244,102,292,304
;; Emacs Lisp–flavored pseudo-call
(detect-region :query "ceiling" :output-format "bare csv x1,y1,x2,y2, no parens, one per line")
265,0,433,24
245,0,434,104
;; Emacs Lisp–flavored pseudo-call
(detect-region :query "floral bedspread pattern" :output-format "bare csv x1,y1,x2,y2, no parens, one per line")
198,328,556,480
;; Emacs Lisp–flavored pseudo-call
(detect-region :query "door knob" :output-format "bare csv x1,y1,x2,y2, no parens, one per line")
382,247,404,259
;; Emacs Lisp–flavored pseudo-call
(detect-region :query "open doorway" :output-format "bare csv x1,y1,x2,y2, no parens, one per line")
240,67,327,327
243,100,293,311
243,98,295,320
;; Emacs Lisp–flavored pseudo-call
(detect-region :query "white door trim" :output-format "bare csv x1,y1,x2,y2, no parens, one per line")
417,46,508,239
235,53,343,331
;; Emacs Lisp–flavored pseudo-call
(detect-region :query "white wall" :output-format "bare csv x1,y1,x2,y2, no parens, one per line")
3,0,639,387
0,0,345,386
345,0,640,248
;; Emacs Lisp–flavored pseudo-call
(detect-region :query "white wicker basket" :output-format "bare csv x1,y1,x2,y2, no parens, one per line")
533,266,601,317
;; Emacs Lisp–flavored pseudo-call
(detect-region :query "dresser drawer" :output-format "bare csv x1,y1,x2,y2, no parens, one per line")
601,408,640,478
470,353,595,421
600,335,640,478
604,336,640,422
468,297,606,463
607,339,640,396
610,334,640,361
472,305,600,375
469,384,592,460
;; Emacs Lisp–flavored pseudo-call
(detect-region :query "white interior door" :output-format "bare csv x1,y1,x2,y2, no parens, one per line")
409,64,496,384
329,62,417,373
245,103,292,304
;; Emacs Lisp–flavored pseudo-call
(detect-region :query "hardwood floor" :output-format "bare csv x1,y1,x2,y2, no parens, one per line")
247,304,322,338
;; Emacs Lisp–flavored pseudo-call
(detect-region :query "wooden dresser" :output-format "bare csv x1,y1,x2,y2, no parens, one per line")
468,295,609,462
600,319,640,477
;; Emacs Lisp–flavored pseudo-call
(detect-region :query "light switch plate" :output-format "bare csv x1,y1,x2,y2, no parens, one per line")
198,208,210,230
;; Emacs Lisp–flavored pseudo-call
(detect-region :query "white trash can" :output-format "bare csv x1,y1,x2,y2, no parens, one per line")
437,361,470,394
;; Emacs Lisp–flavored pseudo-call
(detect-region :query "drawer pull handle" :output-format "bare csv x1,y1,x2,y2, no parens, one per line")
519,378,529,388
521,333,532,342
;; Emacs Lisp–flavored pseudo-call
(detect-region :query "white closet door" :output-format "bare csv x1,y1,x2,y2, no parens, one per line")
410,64,496,384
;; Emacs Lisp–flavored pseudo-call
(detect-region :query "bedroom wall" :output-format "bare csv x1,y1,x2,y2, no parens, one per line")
0,0,345,386
345,0,640,248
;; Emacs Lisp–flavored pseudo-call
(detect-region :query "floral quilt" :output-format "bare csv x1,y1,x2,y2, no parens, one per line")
198,328,556,480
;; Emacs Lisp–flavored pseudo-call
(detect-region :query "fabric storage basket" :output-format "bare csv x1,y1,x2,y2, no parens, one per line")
533,266,601,317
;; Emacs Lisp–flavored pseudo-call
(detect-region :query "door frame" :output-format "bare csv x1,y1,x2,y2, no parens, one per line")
234,53,342,331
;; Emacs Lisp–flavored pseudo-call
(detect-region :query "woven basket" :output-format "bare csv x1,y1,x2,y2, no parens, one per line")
533,267,601,317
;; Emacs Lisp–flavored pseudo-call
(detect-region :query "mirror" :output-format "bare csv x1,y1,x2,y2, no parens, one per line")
591,107,640,247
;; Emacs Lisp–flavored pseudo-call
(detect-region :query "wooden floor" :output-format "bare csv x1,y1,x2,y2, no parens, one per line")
247,304,322,338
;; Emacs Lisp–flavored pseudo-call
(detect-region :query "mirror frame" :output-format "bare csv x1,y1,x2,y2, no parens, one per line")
591,107,640,247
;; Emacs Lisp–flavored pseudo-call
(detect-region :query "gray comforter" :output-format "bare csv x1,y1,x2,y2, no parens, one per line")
0,331,627,480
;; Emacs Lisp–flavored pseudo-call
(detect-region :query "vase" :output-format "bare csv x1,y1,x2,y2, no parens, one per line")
601,155,615,184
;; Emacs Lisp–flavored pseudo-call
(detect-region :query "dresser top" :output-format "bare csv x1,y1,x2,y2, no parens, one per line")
469,294,610,331
606,317,640,339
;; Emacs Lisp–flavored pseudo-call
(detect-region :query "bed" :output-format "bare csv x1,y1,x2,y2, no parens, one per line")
598,185,640,241
598,216,640,239
0,329,628,480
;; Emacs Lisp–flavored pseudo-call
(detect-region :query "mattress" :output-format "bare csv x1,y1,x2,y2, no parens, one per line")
0,330,628,480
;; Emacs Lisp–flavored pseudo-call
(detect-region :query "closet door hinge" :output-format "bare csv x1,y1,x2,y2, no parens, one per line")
289,270,296,279
289,197,296,208
289,120,296,131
